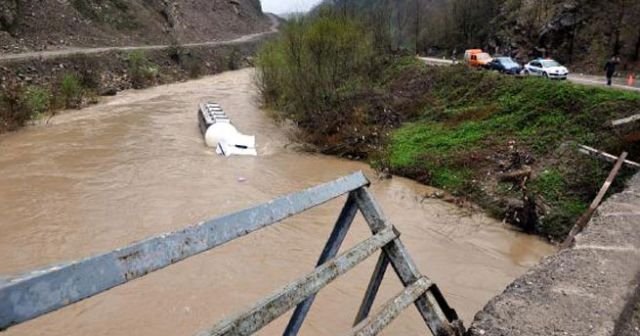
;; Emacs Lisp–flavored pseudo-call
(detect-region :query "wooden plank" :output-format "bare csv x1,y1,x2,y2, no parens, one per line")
577,144,640,169
0,172,370,331
608,114,640,127
354,253,390,326
348,277,433,336
353,188,462,336
198,227,397,336
284,193,360,336
561,152,629,249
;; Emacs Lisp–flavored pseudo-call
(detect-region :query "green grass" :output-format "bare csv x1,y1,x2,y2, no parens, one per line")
23,86,51,119
384,64,640,239
389,122,488,168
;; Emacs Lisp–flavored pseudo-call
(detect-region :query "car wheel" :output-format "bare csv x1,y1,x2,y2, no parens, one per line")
543,72,549,79
523,69,530,75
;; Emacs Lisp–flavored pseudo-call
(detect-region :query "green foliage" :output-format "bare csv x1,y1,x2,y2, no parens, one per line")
60,74,84,108
256,13,379,137
127,50,157,89
23,86,51,118
531,169,565,202
385,65,640,238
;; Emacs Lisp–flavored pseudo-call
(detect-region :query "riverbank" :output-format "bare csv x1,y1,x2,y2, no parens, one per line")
0,20,278,133
468,172,640,336
258,46,640,241
378,61,640,241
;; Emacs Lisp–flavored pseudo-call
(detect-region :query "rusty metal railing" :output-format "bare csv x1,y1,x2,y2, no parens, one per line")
0,171,462,335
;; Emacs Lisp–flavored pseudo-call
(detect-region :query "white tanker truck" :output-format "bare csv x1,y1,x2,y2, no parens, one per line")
197,103,257,156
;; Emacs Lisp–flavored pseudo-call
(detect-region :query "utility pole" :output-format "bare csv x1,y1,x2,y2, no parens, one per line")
415,0,421,54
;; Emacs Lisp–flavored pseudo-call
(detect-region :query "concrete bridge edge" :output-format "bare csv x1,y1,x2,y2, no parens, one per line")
467,172,640,336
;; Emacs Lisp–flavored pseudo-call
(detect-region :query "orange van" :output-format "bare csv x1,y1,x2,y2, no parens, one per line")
464,49,493,68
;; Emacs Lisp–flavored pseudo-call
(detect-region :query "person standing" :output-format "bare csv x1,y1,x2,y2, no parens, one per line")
604,56,619,86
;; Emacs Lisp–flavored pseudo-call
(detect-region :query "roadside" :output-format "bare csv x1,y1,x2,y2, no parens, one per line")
419,57,640,92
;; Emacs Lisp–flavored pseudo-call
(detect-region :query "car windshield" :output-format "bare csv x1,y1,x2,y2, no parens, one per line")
477,53,492,61
540,60,561,68
499,58,518,66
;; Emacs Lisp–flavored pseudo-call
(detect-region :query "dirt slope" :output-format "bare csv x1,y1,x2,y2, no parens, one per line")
0,0,269,54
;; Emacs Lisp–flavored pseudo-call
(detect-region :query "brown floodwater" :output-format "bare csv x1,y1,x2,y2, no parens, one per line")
0,69,555,335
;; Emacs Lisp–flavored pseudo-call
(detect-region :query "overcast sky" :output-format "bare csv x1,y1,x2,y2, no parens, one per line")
261,0,324,14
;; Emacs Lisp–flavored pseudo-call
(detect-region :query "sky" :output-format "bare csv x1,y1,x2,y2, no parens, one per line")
261,0,324,14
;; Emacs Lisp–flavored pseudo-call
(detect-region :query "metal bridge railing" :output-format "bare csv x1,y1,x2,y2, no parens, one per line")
0,171,463,335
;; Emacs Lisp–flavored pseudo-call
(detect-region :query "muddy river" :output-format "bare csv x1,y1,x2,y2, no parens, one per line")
0,69,555,335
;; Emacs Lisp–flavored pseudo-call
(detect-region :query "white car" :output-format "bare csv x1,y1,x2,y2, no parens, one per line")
523,59,569,80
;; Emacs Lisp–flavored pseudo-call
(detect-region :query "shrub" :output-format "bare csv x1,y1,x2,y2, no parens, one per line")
23,86,51,118
255,13,379,138
0,82,29,130
60,73,84,108
67,53,102,90
127,50,157,89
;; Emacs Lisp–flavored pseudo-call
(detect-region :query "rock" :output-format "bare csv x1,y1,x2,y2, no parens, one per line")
99,87,118,96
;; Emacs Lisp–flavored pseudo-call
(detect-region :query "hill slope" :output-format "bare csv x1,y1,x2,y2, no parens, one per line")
320,0,640,71
0,0,269,54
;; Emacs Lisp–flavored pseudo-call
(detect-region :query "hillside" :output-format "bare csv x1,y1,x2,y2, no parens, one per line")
319,0,640,72
0,0,270,54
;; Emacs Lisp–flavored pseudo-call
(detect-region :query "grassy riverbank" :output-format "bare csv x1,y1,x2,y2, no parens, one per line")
256,14,640,241
381,62,640,239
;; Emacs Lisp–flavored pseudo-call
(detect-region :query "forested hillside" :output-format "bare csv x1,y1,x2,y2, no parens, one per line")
321,0,640,71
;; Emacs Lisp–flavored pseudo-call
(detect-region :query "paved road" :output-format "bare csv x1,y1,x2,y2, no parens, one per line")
419,57,640,92
0,14,280,63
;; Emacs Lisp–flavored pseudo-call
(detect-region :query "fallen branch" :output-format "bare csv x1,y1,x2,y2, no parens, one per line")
498,167,532,182
561,152,628,249
577,144,640,169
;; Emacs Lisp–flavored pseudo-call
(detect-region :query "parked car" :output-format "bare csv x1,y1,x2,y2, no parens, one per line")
485,57,523,74
523,59,569,79
464,49,493,68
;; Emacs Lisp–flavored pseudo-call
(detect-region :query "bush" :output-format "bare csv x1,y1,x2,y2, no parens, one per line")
67,54,102,90
0,82,29,130
227,47,241,71
23,86,51,118
255,13,379,138
60,74,84,108
127,50,157,89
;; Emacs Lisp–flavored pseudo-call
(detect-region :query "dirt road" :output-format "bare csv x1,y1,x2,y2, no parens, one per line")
0,14,279,63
